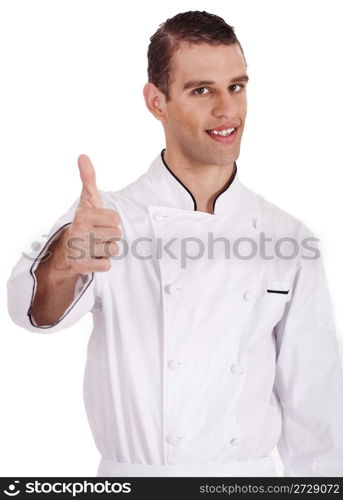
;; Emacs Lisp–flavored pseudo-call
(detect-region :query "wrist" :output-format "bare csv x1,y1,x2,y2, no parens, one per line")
45,228,80,279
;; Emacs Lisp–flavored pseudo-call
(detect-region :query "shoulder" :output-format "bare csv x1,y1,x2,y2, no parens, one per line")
97,172,153,218
239,181,316,241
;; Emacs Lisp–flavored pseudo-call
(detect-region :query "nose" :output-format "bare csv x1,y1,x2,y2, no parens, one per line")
212,92,238,119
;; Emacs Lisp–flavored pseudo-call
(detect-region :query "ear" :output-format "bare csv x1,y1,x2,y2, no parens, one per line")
143,82,165,120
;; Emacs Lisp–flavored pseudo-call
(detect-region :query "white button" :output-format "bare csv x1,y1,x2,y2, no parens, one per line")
231,364,244,375
166,435,183,445
167,359,183,370
153,212,166,222
230,438,240,446
165,284,181,295
243,290,254,301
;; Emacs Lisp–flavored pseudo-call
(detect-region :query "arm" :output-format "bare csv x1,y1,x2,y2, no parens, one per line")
7,155,120,334
7,216,95,334
30,226,83,326
274,233,343,476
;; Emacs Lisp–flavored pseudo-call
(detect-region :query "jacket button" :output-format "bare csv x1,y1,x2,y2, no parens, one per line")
230,438,240,446
166,435,182,445
167,359,183,370
243,290,254,301
165,284,181,295
153,212,166,222
231,364,244,375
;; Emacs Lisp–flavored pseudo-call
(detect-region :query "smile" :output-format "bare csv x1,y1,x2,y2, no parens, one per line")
208,128,235,136
205,127,238,143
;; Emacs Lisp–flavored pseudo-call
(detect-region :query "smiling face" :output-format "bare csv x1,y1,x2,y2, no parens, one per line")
144,42,248,167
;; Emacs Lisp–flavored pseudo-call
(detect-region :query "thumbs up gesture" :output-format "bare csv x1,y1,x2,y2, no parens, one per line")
56,155,121,275
78,153,105,210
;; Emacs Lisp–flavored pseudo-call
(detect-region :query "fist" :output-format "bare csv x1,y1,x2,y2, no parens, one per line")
58,154,121,274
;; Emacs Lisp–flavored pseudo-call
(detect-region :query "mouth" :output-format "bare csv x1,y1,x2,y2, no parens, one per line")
205,127,238,143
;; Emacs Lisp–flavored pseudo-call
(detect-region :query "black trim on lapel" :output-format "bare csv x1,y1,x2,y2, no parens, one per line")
212,162,237,211
160,148,237,212
161,149,197,210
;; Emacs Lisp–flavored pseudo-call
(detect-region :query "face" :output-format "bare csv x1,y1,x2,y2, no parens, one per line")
144,42,248,167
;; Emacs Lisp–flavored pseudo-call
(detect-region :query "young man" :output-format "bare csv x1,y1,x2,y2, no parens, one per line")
7,11,343,477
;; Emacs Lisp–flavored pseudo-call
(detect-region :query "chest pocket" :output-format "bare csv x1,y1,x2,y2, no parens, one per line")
258,279,293,327
266,279,292,296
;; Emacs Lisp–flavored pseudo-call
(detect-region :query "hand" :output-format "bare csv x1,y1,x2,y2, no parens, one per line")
53,154,121,274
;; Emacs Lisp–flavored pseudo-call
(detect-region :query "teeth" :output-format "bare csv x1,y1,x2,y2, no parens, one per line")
209,128,235,136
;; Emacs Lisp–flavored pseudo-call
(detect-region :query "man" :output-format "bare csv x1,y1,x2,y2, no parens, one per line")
7,10,343,477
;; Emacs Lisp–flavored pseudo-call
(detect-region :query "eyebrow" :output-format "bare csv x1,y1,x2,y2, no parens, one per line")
182,74,249,91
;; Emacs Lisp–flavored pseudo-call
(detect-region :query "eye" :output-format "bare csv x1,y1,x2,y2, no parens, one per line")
193,87,210,96
230,83,245,93
193,84,246,96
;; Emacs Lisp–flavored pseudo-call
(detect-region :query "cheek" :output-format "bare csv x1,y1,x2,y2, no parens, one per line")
173,112,199,132
182,104,208,129
168,100,209,134
238,95,248,114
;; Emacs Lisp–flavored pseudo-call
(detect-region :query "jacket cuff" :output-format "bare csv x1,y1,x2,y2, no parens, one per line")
27,223,94,329
7,221,95,333
29,273,92,327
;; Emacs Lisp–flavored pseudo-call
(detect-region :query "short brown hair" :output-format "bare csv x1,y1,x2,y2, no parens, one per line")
147,10,246,102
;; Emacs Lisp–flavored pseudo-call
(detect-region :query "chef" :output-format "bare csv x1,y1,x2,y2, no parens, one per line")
7,10,343,477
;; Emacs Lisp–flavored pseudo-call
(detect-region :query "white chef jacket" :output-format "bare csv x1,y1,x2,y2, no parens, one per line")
7,149,343,477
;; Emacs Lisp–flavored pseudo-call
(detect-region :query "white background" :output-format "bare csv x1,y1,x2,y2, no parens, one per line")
1,0,342,477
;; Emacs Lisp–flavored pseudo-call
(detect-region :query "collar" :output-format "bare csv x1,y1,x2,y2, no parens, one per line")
146,148,242,215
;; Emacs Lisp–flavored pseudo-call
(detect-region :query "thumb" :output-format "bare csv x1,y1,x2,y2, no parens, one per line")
77,154,103,208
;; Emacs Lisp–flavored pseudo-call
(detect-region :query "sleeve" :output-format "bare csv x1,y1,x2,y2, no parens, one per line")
7,197,96,334
274,227,343,477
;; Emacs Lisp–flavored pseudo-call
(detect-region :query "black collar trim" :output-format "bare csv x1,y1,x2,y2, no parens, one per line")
212,161,237,211
161,149,197,210
160,148,237,212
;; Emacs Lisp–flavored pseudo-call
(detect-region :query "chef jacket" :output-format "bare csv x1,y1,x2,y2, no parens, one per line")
7,149,343,477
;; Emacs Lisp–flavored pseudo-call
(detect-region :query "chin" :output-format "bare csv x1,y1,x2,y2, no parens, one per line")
207,148,240,166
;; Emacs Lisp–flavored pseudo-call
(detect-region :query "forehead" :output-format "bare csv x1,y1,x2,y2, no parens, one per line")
171,42,246,83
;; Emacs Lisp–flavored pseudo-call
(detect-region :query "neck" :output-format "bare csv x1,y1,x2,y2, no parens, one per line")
163,148,235,214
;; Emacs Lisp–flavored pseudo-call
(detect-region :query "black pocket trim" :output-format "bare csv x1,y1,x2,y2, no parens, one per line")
267,289,289,294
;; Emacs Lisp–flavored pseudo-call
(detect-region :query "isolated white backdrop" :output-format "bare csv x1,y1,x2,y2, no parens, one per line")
1,0,342,477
